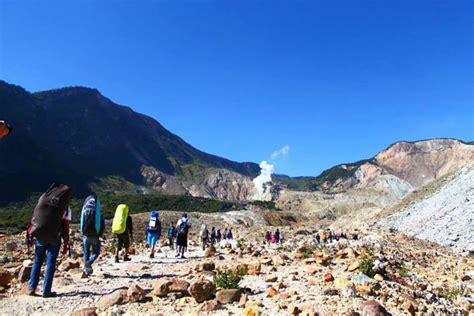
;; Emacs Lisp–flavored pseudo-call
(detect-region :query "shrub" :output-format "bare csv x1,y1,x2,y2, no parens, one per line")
214,266,247,290
360,251,375,277
437,284,468,301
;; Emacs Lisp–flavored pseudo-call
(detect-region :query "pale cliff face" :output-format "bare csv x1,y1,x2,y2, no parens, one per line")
374,139,474,187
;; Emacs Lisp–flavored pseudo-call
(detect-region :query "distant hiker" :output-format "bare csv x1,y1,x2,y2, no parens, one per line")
279,231,284,244
175,213,191,259
199,224,209,251
28,183,73,298
167,222,176,250
146,210,161,258
223,228,228,240
335,231,341,242
328,230,333,243
226,227,233,240
274,229,281,243
80,195,105,275
265,231,271,244
321,231,327,244
215,228,222,243
315,233,321,244
210,227,216,244
112,204,133,263
0,120,12,138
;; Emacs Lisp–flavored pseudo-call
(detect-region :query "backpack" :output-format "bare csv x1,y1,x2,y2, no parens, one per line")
30,183,73,242
200,229,208,239
177,219,188,235
167,226,176,237
81,195,102,236
148,211,161,232
112,204,129,234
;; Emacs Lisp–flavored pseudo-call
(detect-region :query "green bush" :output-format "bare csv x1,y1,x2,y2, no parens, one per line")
360,251,375,277
214,266,247,290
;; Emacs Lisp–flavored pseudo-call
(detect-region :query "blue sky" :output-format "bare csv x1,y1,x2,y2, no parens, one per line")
1,0,473,176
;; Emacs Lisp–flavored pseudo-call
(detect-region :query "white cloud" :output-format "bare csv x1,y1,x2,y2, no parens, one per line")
271,145,290,160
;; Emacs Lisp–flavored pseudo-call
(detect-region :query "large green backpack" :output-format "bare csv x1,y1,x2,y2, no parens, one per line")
112,204,129,234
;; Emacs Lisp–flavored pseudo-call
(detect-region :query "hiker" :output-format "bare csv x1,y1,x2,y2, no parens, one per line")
226,227,233,240
28,183,73,298
265,231,271,244
199,224,209,251
112,204,133,263
175,213,191,259
335,231,341,241
274,229,281,243
321,231,327,244
167,222,176,250
215,228,222,243
315,232,321,244
146,211,161,258
328,230,333,243
81,196,105,275
223,228,228,240
0,120,12,138
279,231,284,244
210,227,216,244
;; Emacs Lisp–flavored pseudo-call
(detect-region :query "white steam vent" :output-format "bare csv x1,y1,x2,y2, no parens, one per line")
252,160,274,200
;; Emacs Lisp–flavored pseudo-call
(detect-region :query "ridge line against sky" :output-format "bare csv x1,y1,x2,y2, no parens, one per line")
1,0,473,176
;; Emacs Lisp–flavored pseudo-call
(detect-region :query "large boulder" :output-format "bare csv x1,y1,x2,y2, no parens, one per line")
216,289,242,304
205,245,217,257
127,284,146,303
59,259,81,272
169,279,190,295
189,280,216,303
153,279,172,297
96,290,128,309
360,300,389,316
70,307,97,316
18,266,32,283
0,269,13,287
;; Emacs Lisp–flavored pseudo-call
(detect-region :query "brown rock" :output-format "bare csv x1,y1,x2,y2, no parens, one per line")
357,285,372,295
288,304,301,315
308,278,318,286
460,274,471,282
324,273,334,282
272,255,285,266
348,261,360,272
70,307,97,316
205,245,217,257
238,293,249,307
216,289,242,304
360,300,388,316
374,274,384,282
402,296,417,316
300,309,318,316
247,262,261,275
96,289,128,309
127,284,146,303
265,275,278,282
198,300,222,312
189,279,216,303
169,279,190,294
266,287,279,297
153,279,172,297
0,269,13,287
196,261,215,272
59,259,81,272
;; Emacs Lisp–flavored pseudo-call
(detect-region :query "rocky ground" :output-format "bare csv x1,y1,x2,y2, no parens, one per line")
0,211,473,316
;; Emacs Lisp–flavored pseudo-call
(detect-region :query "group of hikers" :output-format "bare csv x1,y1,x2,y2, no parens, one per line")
24,184,198,298
314,228,358,244
264,229,284,244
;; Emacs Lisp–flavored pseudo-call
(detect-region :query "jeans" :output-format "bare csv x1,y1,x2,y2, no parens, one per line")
29,239,61,294
83,236,100,267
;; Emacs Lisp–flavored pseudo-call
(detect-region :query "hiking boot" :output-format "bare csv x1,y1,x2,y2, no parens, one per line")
180,255,186,259
27,288,36,296
42,291,57,298
175,253,180,258
149,253,155,259
123,256,131,261
114,257,119,263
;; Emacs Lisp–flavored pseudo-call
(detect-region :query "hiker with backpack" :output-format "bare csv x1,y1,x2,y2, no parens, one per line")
175,213,191,259
199,224,209,251
146,211,161,258
28,183,73,298
265,231,271,244
80,195,105,275
226,227,233,240
274,229,280,243
112,204,133,263
215,228,222,243
167,222,176,250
